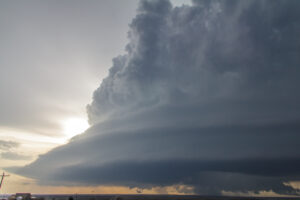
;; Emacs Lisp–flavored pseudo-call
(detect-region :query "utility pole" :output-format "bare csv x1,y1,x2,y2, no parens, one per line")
0,172,10,191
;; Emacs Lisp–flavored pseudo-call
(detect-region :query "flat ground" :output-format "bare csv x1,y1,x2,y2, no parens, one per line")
33,194,300,200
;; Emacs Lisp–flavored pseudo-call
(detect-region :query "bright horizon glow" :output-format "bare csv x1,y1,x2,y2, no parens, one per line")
62,118,89,139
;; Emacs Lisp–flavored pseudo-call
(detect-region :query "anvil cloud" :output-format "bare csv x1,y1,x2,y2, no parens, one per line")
16,0,300,195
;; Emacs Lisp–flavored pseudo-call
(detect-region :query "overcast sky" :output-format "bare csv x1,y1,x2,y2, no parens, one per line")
1,0,300,197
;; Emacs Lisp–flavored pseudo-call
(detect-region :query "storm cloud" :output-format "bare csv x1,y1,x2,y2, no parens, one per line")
15,0,300,195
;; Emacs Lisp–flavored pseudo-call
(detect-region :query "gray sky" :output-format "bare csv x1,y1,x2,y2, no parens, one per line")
0,0,137,137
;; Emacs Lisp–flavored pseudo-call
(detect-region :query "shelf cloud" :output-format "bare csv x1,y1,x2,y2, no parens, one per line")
14,0,300,195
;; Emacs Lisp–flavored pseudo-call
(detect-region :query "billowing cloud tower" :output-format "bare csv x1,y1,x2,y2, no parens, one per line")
17,0,300,195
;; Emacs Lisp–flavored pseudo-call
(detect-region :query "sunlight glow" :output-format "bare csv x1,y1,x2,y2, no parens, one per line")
62,118,89,138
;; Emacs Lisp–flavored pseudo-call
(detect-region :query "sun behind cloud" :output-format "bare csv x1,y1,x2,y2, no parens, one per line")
62,118,89,139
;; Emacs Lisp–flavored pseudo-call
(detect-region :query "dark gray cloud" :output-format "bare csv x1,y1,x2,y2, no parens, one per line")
14,0,300,195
